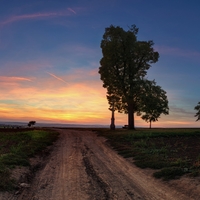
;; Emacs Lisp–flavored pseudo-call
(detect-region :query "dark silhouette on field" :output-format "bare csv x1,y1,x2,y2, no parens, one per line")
99,24,168,129
28,121,36,127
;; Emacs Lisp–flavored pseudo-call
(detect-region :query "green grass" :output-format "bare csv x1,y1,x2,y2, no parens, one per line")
0,128,59,191
154,167,186,180
97,128,200,180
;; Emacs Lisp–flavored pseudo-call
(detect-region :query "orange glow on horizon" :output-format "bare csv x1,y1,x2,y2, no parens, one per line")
0,72,199,128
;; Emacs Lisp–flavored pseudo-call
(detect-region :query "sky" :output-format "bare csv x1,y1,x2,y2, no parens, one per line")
0,0,200,127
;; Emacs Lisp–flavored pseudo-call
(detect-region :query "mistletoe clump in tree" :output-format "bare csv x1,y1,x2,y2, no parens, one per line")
99,25,169,129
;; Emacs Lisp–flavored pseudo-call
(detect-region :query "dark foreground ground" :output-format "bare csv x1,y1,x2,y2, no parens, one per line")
1,128,200,199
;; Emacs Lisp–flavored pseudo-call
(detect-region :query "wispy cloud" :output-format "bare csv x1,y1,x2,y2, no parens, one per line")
155,45,200,61
0,73,110,124
1,67,196,127
0,76,33,82
0,8,77,27
46,72,68,84
67,8,76,14
61,44,99,57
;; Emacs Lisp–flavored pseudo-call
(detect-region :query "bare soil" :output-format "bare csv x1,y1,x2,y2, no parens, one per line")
1,129,200,200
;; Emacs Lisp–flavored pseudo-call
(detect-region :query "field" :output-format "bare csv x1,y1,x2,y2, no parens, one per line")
1,127,200,195
1,128,200,199
0,128,59,191
97,128,200,180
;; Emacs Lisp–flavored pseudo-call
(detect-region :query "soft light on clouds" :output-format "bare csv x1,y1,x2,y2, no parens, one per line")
0,69,111,124
0,8,77,27
0,76,33,82
155,45,200,62
0,1,200,127
46,72,68,84
67,8,76,14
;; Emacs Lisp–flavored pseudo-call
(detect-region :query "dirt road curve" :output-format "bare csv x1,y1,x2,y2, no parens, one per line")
4,129,200,200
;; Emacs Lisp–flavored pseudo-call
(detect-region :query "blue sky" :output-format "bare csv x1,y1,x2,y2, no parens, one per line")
0,0,200,127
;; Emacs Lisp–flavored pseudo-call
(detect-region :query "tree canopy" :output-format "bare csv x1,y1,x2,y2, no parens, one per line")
137,79,169,128
28,121,36,127
99,25,163,129
194,102,200,121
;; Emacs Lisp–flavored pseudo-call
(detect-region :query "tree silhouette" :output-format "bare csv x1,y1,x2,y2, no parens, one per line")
137,79,169,128
194,102,200,121
28,121,36,127
99,25,159,129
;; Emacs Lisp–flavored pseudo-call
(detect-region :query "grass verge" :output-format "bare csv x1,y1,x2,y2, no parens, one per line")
97,128,200,181
0,128,59,191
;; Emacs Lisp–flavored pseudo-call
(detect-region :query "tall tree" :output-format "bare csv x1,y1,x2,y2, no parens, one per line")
99,25,159,129
194,102,200,121
137,80,169,128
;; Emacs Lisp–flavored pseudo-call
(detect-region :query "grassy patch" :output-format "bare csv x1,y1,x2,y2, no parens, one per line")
153,167,185,180
0,128,59,191
97,128,200,180
0,164,15,191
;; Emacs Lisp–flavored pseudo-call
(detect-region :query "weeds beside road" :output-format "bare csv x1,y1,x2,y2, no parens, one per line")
0,128,59,191
1,128,200,199
1,127,200,193
97,128,200,180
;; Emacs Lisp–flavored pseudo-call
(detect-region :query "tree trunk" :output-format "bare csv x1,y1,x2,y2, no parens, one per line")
128,102,135,129
110,107,115,130
149,120,152,129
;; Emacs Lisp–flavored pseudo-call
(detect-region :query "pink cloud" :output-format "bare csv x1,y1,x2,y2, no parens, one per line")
0,79,110,124
61,44,99,57
155,45,200,61
0,8,77,27
0,76,33,82
0,66,197,127
67,8,76,14
46,72,68,84
1,60,54,76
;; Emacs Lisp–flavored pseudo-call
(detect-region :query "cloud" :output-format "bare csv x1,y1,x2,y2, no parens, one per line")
0,60,54,76
0,8,77,27
0,82,109,124
170,106,194,117
60,44,100,59
46,72,68,84
0,68,110,124
67,8,76,14
0,76,33,82
155,45,200,61
0,66,197,127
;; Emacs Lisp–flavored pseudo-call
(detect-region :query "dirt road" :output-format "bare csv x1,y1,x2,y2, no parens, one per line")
3,129,200,200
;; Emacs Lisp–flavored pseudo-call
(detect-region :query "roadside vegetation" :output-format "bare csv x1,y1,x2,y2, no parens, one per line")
97,128,200,181
0,128,59,191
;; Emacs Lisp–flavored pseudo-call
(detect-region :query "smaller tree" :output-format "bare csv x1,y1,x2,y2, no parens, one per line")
28,121,36,127
106,89,122,130
138,80,169,128
194,102,200,121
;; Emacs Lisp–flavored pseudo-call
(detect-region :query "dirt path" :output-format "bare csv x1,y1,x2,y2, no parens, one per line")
2,129,200,200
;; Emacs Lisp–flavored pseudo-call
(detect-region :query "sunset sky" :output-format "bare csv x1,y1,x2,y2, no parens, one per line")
0,0,200,127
